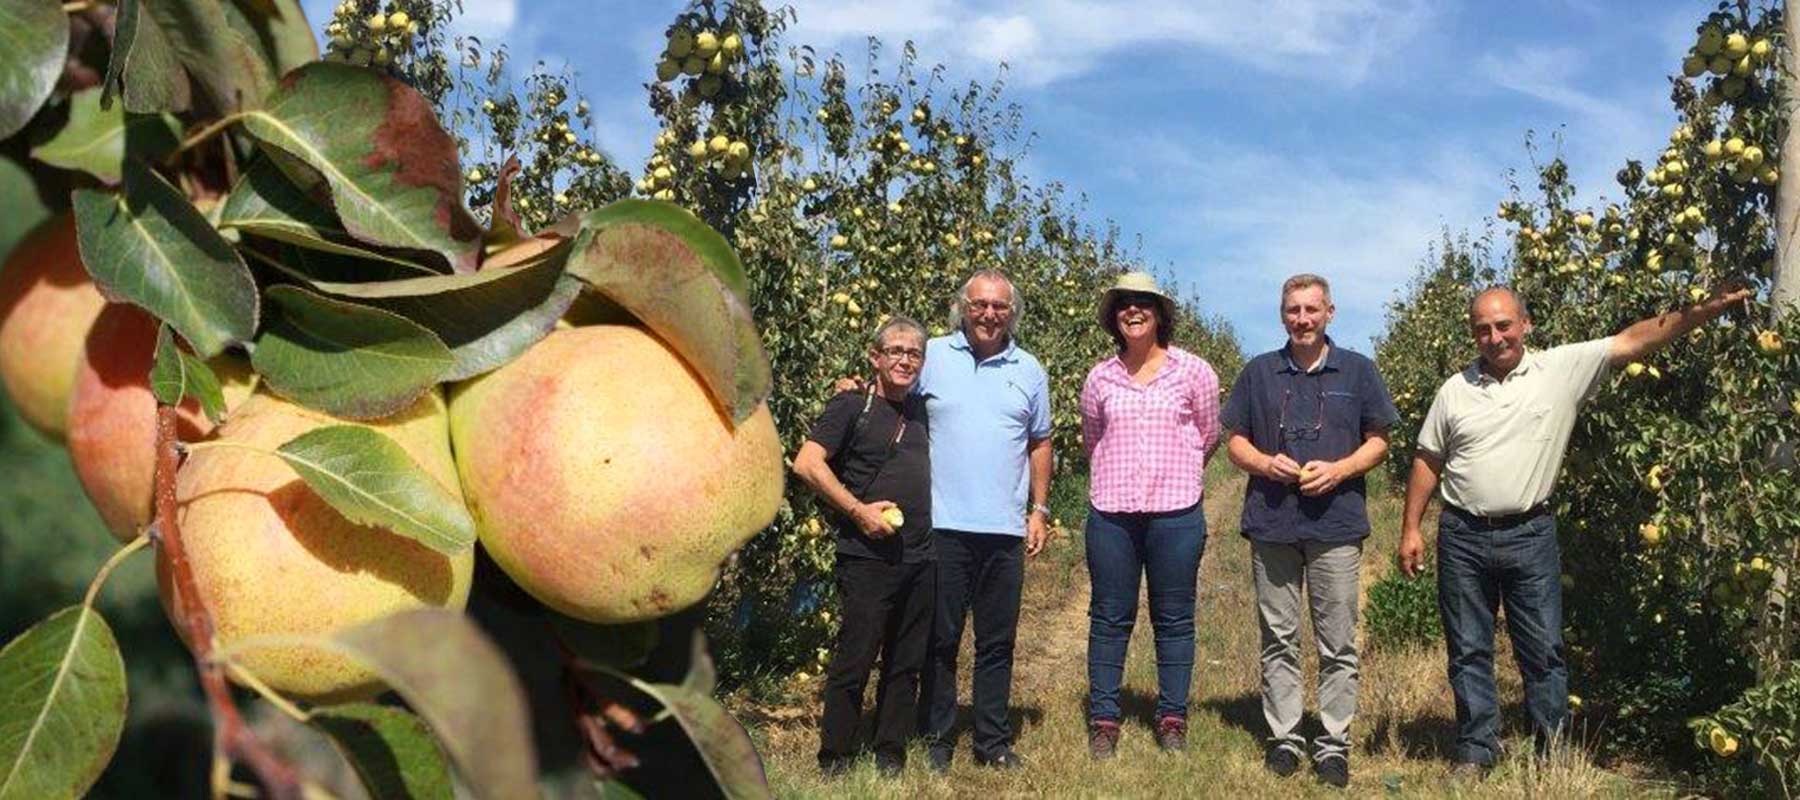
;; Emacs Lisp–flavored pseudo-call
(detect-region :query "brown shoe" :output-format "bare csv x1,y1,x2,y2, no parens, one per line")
1089,720,1121,760
1155,715,1187,752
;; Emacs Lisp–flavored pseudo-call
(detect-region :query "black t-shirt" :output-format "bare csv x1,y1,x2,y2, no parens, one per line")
806,389,932,563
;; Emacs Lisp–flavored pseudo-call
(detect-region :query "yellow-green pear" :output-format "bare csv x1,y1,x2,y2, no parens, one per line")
162,391,474,701
448,325,783,623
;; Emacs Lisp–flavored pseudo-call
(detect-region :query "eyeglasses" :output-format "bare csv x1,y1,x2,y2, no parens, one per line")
877,345,924,363
1277,389,1324,445
965,298,1013,314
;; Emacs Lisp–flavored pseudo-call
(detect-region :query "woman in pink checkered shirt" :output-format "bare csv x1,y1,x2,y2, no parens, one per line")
1077,271,1221,758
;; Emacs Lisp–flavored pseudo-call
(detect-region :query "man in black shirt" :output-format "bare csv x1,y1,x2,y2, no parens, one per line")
793,315,934,777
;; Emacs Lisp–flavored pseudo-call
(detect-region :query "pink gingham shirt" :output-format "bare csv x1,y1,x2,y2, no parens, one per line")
1080,346,1221,513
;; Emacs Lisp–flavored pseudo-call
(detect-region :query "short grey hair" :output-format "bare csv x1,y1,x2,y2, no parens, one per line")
1280,273,1333,307
948,269,1023,339
871,314,926,350
1469,285,1529,322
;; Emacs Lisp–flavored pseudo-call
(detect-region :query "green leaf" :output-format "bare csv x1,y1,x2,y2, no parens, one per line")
0,606,127,800
71,160,259,358
149,324,226,423
228,610,537,800
299,239,581,380
101,0,193,114
252,285,453,419
30,88,181,184
595,780,648,800
241,62,481,272
605,632,768,799
274,424,474,555
0,0,67,139
0,156,53,260
309,703,453,800
224,0,319,78
567,200,770,424
220,157,443,276
142,0,276,113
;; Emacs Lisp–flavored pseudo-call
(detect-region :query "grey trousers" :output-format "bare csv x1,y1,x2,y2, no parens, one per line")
1252,539,1362,761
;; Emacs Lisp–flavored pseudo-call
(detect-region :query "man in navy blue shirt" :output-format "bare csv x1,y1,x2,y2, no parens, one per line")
1220,274,1398,789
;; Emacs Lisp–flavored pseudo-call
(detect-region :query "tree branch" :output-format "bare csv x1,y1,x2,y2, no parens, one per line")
155,405,302,800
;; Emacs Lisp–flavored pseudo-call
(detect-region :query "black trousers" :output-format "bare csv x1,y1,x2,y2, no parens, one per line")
918,530,1025,760
818,556,936,767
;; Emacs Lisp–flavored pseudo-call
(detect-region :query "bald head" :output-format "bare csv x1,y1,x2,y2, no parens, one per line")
1469,286,1528,324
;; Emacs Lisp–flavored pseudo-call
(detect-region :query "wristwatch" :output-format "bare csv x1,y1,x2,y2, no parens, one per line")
1030,503,1051,516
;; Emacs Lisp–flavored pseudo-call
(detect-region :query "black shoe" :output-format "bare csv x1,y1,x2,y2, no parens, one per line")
1264,746,1301,777
974,748,1026,770
1314,754,1349,788
926,745,953,774
875,755,904,778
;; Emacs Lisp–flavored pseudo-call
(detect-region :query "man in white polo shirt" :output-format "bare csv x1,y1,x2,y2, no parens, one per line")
1397,283,1750,775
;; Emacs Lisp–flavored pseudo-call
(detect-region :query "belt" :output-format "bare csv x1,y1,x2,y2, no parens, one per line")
1445,502,1550,529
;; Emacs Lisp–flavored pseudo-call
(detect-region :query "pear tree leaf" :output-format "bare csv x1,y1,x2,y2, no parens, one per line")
224,0,318,77
308,703,453,800
600,632,768,799
241,62,481,272
101,0,192,113
275,424,474,555
296,238,580,380
220,157,443,276
141,0,276,113
0,156,54,260
71,159,259,358
149,324,226,423
30,88,181,184
0,606,127,800
0,0,68,139
251,285,452,419
225,610,537,800
566,200,770,424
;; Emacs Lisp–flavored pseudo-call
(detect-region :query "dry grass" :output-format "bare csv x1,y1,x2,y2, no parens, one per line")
735,464,1679,798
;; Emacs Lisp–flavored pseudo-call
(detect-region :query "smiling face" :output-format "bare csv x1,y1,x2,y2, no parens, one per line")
1281,284,1334,348
961,275,1015,354
869,326,925,394
1469,288,1532,375
1111,292,1162,348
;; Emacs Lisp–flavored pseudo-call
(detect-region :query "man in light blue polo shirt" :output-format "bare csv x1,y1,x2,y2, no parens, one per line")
916,268,1053,772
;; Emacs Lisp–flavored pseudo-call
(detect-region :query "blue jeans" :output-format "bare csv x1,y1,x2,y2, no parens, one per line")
1085,503,1206,723
1436,508,1568,765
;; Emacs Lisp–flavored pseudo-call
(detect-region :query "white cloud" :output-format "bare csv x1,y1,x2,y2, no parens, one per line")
785,0,1439,88
1105,131,1505,352
446,0,519,42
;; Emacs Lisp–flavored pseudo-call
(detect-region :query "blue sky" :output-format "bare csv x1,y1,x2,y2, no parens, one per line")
301,0,1709,354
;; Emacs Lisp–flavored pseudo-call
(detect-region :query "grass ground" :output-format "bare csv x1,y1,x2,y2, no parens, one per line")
733,462,1680,798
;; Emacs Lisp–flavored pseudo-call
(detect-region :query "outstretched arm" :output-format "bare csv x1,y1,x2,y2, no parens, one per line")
1608,282,1754,367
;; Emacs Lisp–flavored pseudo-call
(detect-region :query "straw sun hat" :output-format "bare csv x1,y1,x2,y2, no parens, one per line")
1096,271,1177,332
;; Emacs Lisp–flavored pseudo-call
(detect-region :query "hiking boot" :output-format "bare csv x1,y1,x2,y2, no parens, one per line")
1264,746,1301,777
1154,716,1188,752
1314,753,1350,788
1088,720,1121,760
